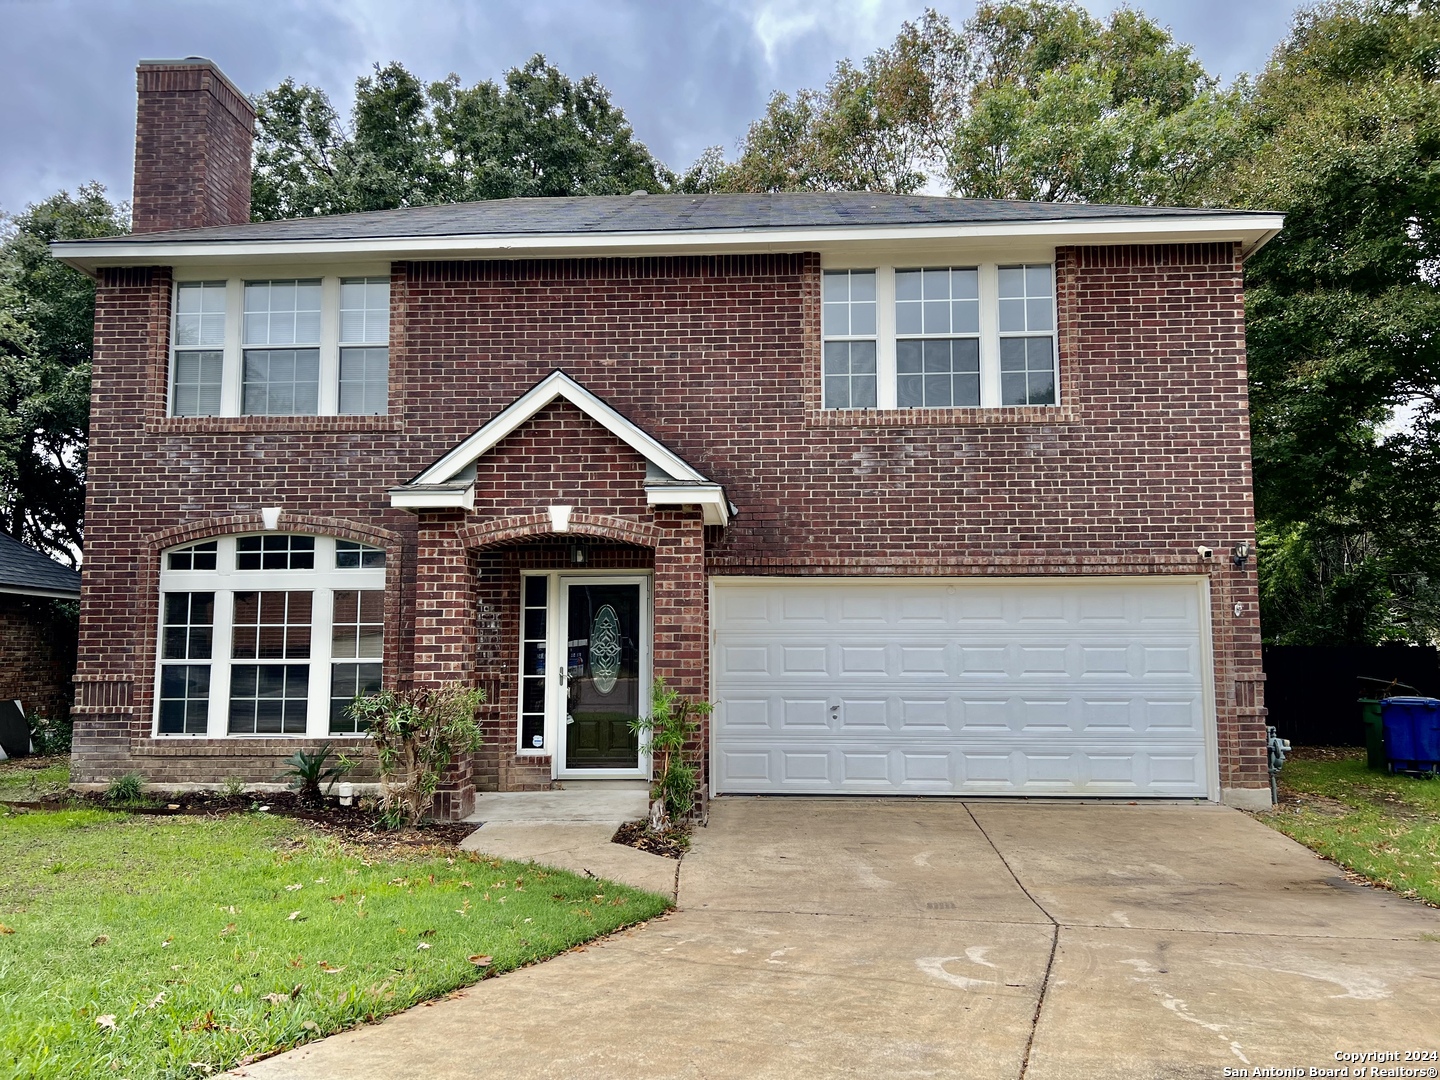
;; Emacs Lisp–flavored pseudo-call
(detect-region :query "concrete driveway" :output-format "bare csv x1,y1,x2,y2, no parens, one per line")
233,799,1440,1079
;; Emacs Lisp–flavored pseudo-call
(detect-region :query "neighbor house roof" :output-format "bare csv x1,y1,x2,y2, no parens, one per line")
0,534,81,600
52,192,1285,272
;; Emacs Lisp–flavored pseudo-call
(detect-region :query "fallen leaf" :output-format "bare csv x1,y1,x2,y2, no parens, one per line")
161,937,173,948
95,1014,117,1030
0,925,13,935
467,954,492,967
317,961,345,973
167,803,180,810
418,929,435,938
286,911,304,922
285,883,302,892
261,993,289,1005
416,942,431,950
90,934,109,946
145,992,166,1010
187,1011,218,1032
313,878,327,884
301,1020,318,1032
219,923,236,937
329,895,346,904
290,984,303,999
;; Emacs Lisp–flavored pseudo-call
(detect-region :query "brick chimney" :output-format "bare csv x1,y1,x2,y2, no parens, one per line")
131,58,255,234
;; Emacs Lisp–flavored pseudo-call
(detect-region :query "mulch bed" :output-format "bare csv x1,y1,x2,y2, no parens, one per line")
1,788,477,854
612,820,689,859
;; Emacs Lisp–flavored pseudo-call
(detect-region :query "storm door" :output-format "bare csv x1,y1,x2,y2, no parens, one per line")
557,576,649,777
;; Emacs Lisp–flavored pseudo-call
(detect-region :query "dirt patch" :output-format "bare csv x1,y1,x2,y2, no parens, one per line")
1287,745,1366,763
612,820,689,859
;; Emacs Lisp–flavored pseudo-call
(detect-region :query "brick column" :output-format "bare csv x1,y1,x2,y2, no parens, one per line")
650,507,709,812
413,511,477,820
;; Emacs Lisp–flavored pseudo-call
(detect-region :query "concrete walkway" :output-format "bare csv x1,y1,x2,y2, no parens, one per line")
231,799,1440,1079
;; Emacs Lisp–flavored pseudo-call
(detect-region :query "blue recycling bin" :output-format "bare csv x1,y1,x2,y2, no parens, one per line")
1379,697,1440,774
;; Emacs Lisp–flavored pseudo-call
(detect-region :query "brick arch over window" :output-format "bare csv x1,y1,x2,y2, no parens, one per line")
145,513,400,554
457,512,662,551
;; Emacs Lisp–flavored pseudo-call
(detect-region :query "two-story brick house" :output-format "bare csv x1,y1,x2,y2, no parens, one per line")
54,59,1282,817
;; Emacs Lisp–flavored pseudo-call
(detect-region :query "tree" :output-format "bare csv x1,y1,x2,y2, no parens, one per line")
0,184,127,562
1230,0,1440,643
252,55,668,220
700,3,1247,206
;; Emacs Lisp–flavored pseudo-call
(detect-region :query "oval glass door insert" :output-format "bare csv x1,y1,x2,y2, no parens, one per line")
589,604,621,695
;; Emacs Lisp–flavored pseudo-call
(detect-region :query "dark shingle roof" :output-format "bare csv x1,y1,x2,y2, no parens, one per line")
0,534,81,598
73,192,1273,246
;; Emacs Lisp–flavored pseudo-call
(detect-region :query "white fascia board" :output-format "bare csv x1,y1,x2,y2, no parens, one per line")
415,371,708,486
52,214,1287,272
645,484,730,526
388,485,476,511
0,584,82,601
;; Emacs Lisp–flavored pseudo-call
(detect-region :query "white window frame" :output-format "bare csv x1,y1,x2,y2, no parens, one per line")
154,534,386,739
167,266,391,419
821,262,1058,410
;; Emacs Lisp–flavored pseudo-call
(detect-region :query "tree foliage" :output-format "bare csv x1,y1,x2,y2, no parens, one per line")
1232,0,1440,643
0,183,127,562
252,55,668,219
701,3,1247,205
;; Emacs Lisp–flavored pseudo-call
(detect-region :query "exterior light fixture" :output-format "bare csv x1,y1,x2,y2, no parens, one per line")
1232,541,1251,569
571,544,586,565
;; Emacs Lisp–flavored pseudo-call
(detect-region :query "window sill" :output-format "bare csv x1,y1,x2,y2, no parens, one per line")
806,403,1081,428
148,414,401,435
140,735,370,750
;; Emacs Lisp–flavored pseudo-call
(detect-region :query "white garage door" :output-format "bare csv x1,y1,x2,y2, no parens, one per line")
712,578,1215,798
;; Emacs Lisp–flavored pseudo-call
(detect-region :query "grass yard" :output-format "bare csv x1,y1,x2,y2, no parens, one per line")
1259,748,1440,906
0,807,671,1079
0,756,72,803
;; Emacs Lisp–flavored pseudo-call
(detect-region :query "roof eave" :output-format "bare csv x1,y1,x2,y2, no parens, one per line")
51,214,1287,273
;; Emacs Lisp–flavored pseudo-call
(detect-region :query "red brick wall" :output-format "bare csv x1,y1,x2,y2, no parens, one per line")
131,61,255,234
75,246,1266,798
0,595,76,727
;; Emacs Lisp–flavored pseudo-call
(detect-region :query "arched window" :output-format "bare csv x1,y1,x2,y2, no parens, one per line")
156,535,385,738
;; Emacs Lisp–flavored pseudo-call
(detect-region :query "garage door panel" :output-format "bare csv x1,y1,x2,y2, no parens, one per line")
713,579,1213,798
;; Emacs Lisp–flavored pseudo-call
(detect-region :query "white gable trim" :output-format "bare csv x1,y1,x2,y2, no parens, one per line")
414,371,707,485
390,371,731,525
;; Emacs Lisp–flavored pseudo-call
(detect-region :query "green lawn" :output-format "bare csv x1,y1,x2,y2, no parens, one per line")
0,807,670,1079
0,756,71,803
1259,749,1440,906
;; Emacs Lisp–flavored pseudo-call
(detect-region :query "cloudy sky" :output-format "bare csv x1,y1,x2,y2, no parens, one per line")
0,0,1301,216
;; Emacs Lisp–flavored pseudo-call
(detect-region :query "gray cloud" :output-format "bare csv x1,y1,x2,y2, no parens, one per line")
0,0,1300,215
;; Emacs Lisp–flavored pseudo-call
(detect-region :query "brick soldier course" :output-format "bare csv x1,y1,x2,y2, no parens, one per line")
56,58,1281,815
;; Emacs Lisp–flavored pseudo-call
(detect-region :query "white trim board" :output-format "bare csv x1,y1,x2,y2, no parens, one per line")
52,214,1287,273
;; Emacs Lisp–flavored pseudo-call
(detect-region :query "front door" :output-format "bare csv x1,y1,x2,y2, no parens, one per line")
559,577,648,776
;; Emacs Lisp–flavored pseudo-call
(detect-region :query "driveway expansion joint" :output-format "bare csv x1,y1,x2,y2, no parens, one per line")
965,803,1060,1080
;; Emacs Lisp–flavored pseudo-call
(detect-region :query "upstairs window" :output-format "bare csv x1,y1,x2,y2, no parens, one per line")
822,270,878,410
156,535,386,738
243,280,322,416
168,274,390,418
822,263,1058,411
171,282,226,416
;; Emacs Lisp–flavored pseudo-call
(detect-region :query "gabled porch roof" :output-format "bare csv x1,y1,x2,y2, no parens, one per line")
389,370,732,526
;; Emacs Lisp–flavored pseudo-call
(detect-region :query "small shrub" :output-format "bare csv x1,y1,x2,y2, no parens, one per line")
221,776,246,799
104,773,145,804
28,714,73,755
345,684,485,828
630,678,711,830
279,744,355,806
